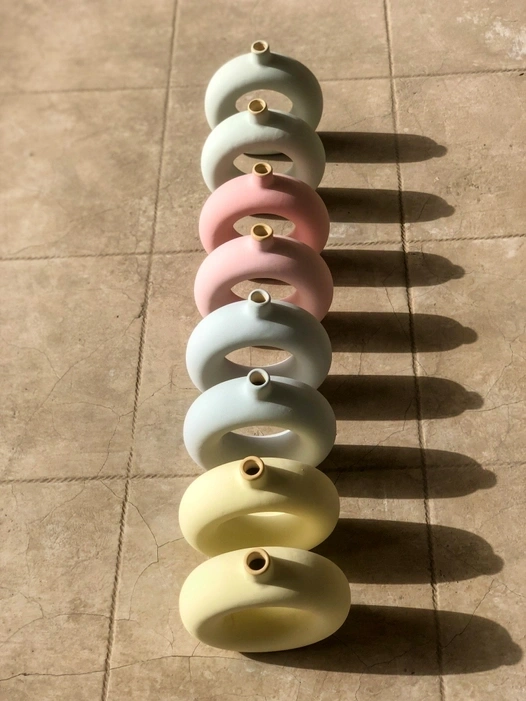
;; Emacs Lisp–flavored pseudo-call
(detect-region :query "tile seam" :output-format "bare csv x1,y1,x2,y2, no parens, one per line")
1,67,523,99
383,0,445,696
0,86,166,96
2,459,523,485
2,233,526,264
99,1,180,698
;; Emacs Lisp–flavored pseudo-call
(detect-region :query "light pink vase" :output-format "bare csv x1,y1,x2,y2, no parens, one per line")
199,163,330,254
194,225,333,320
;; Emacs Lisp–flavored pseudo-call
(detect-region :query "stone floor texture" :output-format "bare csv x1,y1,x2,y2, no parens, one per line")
1,1,526,699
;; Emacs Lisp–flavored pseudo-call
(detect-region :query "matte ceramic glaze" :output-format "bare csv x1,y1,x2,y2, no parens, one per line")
178,456,340,555
193,226,333,321
204,40,323,131
179,546,351,652
201,99,326,191
182,369,336,469
199,163,330,253
186,289,332,390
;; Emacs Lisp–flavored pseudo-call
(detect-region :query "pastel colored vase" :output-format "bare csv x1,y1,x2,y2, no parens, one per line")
194,224,333,321
201,98,326,191
186,288,331,390
199,162,330,254
204,40,323,133
179,456,340,555
179,546,350,652
183,368,336,469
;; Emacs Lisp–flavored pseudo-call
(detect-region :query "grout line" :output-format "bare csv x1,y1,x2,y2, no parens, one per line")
99,2,180,699
0,473,198,485
325,239,402,248
394,66,526,80
1,459,523,485
1,67,523,100
1,233,526,264
409,233,526,244
0,86,166,96
383,1,445,697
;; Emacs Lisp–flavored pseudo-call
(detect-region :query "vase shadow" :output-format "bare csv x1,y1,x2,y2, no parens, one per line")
323,311,477,352
319,375,482,420
245,604,522,675
322,249,463,286
312,518,502,584
319,131,447,163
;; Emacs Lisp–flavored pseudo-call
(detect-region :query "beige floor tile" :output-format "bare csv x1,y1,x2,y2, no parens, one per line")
409,239,526,464
0,672,104,701
1,91,164,258
109,477,441,699
429,462,525,696
155,80,443,253
132,254,201,475
153,88,209,254
389,0,526,75
319,80,450,247
396,73,526,242
112,477,203,664
0,257,146,478
108,654,440,701
318,470,435,611
320,245,419,472
171,0,389,86
0,482,122,682
0,0,175,92
319,80,401,247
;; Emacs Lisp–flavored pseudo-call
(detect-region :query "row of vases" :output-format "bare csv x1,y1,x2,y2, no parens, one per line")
178,42,351,653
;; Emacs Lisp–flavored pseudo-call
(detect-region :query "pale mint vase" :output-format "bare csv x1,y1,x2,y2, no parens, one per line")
186,289,332,391
201,98,326,191
205,40,323,131
183,369,336,470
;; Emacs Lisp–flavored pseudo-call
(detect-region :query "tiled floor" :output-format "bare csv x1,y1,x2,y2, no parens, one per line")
1,0,525,699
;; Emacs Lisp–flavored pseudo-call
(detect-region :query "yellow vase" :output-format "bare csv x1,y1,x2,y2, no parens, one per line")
179,546,350,652
179,456,340,556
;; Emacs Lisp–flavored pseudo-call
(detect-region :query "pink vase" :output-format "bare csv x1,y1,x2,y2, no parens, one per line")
199,163,330,254
194,224,333,320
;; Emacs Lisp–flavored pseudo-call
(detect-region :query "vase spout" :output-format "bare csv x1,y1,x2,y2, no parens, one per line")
250,40,272,65
246,368,272,399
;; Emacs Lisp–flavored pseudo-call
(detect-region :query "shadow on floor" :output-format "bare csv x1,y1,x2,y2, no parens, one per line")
319,375,482,420
313,518,502,584
319,187,454,223
323,311,477,352
319,131,447,163
322,249,464,286
245,604,522,675
322,445,496,499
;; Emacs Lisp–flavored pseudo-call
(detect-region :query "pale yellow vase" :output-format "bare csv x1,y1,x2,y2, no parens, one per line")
179,546,351,652
178,456,340,556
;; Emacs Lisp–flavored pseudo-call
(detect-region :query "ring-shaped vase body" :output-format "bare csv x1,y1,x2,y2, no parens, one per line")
201,99,326,191
182,369,336,469
179,546,350,652
178,456,340,555
204,40,323,132
186,289,332,390
199,164,330,254
193,228,333,321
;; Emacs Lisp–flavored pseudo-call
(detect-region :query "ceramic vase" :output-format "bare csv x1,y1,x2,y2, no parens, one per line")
186,288,331,390
205,40,323,134
179,546,350,652
193,224,333,321
199,162,330,253
179,456,340,555
183,368,336,469
201,99,326,191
